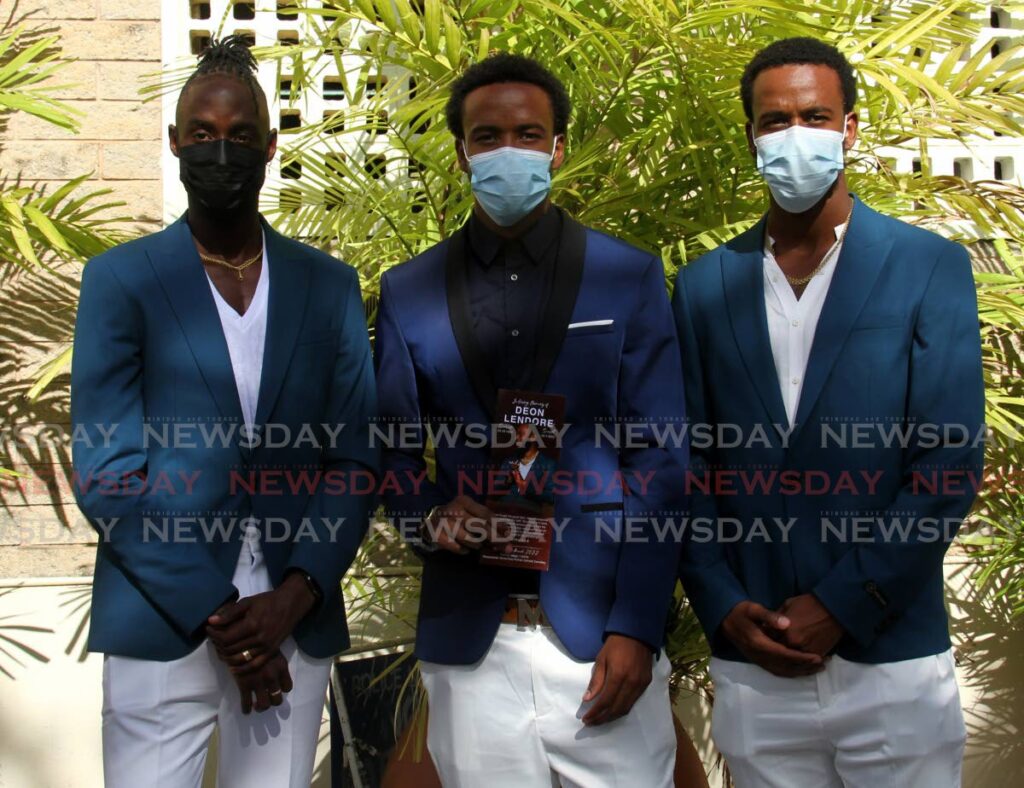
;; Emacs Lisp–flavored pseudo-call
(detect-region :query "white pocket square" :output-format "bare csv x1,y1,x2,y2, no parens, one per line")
567,319,614,329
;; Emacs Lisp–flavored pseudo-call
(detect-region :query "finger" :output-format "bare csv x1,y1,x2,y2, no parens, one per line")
218,637,266,660
582,656,606,702
267,682,284,707
278,660,294,694
206,627,229,648
747,602,790,632
230,652,273,676
453,519,489,549
208,601,248,627
750,630,822,666
460,498,494,519
214,621,257,651
238,682,253,715
764,658,824,678
583,674,625,726
433,530,470,555
254,685,271,713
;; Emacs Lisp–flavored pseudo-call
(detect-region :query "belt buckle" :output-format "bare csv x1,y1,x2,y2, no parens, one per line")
512,595,543,630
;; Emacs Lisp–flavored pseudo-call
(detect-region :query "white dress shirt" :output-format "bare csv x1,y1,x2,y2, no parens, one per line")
517,454,538,479
206,241,269,431
763,224,845,426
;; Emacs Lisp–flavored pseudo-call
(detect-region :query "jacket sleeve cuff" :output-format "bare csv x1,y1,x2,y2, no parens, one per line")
812,570,890,648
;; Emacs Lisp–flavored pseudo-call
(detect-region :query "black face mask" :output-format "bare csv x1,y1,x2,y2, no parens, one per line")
178,139,267,213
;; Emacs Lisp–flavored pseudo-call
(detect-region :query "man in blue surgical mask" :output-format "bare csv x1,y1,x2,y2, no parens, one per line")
375,54,689,786
673,38,983,787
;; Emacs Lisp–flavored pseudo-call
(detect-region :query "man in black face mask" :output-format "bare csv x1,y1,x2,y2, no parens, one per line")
70,37,377,787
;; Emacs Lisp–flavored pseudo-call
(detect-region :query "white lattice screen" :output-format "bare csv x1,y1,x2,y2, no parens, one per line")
160,0,405,225
159,2,1024,225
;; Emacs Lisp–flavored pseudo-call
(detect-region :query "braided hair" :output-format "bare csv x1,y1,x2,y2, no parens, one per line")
178,34,266,112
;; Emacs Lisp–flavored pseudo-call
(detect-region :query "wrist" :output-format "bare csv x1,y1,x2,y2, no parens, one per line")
281,572,317,621
420,505,443,546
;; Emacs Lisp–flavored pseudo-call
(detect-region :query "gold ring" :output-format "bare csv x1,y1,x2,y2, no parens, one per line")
241,649,254,662
269,689,283,697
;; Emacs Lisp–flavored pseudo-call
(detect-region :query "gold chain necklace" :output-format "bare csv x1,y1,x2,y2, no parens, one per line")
780,204,855,287
198,248,263,280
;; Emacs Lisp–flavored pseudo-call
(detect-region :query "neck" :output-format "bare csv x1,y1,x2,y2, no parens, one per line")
186,199,262,258
474,199,551,240
766,174,852,248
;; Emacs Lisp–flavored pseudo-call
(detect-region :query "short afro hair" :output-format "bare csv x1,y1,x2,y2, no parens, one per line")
741,37,857,121
445,53,571,139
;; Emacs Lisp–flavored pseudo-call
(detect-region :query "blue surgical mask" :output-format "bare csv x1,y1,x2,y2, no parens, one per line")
464,140,557,227
754,126,845,214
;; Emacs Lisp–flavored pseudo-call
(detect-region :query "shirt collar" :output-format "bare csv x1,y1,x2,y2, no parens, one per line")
468,206,561,268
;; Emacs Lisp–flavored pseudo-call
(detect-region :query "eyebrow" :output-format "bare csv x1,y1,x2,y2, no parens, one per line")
758,106,834,123
470,123,547,134
184,118,259,133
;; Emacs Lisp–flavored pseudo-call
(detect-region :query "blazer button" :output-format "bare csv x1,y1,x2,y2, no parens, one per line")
864,580,888,608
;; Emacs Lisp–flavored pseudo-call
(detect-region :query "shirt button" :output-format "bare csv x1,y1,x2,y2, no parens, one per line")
791,319,800,327
510,273,518,282
771,276,778,283
791,377,800,385
511,329,520,337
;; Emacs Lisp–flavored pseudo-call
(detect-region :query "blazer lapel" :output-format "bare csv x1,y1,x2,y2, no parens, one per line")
722,219,790,429
147,217,245,427
445,227,499,420
254,220,311,427
527,210,587,393
791,197,893,435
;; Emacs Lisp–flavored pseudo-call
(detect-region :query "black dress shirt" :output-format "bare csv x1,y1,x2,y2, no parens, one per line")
466,207,562,391
464,207,562,595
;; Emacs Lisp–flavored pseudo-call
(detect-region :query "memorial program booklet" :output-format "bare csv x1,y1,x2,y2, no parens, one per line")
480,389,566,571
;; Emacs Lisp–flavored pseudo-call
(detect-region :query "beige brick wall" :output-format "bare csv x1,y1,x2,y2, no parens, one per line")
0,0,163,232
0,1,164,578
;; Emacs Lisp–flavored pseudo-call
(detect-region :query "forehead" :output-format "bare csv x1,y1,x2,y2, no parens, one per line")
751,63,844,114
462,82,554,131
177,73,261,126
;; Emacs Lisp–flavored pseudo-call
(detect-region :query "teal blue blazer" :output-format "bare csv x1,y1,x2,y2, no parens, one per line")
71,216,378,660
674,196,984,663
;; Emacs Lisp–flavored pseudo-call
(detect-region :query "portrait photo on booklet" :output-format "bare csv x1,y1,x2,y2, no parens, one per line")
480,389,566,571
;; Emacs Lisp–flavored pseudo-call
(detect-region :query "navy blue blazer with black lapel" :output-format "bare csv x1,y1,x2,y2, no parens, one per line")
375,209,688,665
673,196,984,664
71,215,378,661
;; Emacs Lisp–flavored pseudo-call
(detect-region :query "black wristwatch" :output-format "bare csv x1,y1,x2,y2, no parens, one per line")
286,568,323,611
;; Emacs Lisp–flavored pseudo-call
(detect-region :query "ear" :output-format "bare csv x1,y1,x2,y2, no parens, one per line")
168,124,180,157
551,134,566,172
265,129,278,163
745,122,756,158
455,137,470,175
843,112,858,152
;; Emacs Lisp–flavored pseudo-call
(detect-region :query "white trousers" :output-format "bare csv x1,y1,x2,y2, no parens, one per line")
710,650,966,788
419,623,676,788
101,528,332,788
